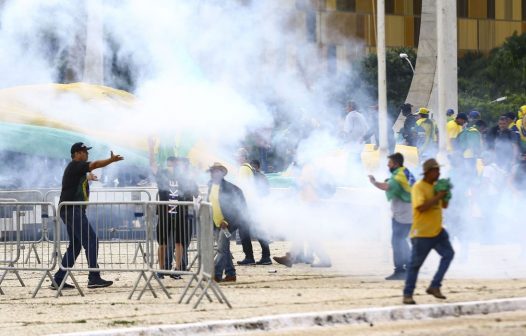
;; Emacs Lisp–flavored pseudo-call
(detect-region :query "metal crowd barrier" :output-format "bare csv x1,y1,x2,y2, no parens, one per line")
0,202,58,297
54,200,230,308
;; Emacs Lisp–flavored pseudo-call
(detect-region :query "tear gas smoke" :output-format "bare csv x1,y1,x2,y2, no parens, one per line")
0,0,524,279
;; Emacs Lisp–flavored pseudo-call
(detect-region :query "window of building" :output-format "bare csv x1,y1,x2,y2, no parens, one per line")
487,0,495,19
336,0,356,11
522,0,526,21
386,0,395,14
458,0,468,18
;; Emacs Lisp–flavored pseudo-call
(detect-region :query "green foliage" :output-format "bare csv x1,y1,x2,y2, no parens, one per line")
357,47,416,120
356,32,526,124
458,32,526,122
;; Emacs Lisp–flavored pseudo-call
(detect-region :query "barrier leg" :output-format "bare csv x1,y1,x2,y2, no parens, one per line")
185,277,204,304
178,274,198,303
187,253,199,270
137,272,170,300
56,271,84,298
24,243,41,264
192,280,213,309
132,243,147,264
0,265,25,288
0,286,4,295
128,271,147,300
33,271,61,298
210,280,232,308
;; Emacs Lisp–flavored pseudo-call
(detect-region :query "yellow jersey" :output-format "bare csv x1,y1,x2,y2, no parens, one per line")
410,180,443,238
209,184,225,227
446,120,462,152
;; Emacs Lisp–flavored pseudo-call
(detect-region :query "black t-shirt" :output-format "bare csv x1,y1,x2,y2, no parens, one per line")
156,169,199,202
59,160,91,203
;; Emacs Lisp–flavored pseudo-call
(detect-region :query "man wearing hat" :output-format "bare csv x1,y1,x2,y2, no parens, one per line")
403,158,454,305
415,107,438,160
207,162,249,282
53,143,124,290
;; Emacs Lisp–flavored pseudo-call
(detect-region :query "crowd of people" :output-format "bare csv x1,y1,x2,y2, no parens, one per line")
51,101,526,304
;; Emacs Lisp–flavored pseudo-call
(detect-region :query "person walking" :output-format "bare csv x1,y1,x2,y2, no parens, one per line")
403,158,455,304
415,108,438,160
53,143,123,290
207,162,249,282
236,148,272,266
369,153,415,280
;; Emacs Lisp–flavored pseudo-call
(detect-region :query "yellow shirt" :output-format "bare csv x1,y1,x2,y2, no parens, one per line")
446,120,462,152
410,180,443,238
209,184,224,228
238,164,254,180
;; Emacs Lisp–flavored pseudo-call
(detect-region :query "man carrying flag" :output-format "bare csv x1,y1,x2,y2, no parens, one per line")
369,153,416,280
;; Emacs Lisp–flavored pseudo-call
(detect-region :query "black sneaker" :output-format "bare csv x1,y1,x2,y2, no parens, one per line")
87,278,113,289
156,272,165,279
50,282,75,290
256,258,273,265
237,258,256,266
169,274,182,280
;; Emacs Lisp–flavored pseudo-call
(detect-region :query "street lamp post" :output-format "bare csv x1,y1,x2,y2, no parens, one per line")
399,53,415,74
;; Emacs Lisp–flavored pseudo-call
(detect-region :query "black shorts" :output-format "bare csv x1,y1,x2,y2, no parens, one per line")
156,205,193,245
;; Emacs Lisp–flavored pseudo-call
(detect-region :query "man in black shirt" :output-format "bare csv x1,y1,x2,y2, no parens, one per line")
53,142,124,290
148,139,199,277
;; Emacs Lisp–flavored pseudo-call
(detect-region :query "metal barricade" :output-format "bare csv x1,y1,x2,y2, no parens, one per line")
45,188,154,260
133,201,200,300
54,201,155,298
179,201,231,308
0,202,58,297
54,200,230,308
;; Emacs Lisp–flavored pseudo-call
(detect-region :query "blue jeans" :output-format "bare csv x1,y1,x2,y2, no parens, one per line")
214,229,236,279
392,219,411,272
403,229,454,296
54,207,100,282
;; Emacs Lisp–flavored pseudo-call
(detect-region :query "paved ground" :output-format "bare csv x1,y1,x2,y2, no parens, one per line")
254,311,526,336
1,241,526,335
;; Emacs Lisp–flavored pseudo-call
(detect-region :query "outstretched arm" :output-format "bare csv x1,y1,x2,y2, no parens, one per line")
89,151,124,171
368,175,389,191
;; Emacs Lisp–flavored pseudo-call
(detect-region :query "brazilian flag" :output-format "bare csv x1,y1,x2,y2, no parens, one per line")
386,167,416,202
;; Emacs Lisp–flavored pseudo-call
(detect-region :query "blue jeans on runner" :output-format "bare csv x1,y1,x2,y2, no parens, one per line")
214,228,236,279
54,206,101,283
392,219,411,272
403,229,455,296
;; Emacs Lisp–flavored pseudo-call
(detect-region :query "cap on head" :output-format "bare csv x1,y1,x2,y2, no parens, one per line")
456,112,468,122
70,142,92,155
518,105,526,119
468,110,481,120
207,162,228,176
446,109,454,116
419,107,430,115
422,158,440,174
